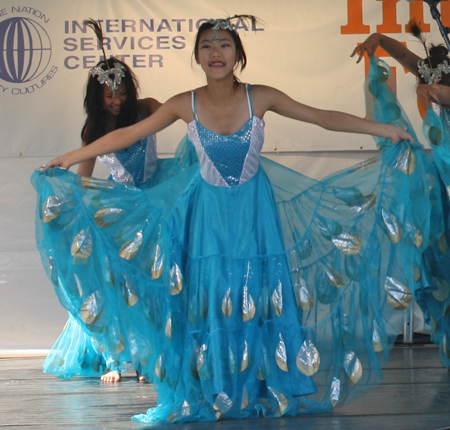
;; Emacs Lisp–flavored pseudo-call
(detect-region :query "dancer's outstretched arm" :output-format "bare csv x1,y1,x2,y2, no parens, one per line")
44,93,190,170
252,85,414,143
351,33,421,76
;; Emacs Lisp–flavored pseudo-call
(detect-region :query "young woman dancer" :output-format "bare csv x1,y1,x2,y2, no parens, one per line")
42,57,155,383
77,57,161,181
351,26,450,108
33,16,448,423
352,25,450,370
42,55,197,383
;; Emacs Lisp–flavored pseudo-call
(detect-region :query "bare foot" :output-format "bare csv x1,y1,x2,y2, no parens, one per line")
100,370,121,383
136,371,146,382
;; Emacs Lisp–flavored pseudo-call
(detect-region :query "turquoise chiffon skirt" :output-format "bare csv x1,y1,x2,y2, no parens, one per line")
41,136,198,378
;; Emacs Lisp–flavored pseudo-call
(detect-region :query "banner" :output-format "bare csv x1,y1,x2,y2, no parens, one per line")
1,0,449,156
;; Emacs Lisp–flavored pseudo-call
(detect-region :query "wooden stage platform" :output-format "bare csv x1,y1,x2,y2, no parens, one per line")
1,344,449,430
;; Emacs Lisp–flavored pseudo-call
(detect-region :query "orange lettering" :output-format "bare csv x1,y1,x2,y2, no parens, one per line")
377,0,401,33
441,1,450,27
341,0,370,34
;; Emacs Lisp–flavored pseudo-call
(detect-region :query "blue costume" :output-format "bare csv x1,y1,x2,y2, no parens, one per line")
32,57,450,423
41,134,198,378
98,134,158,186
417,92,450,367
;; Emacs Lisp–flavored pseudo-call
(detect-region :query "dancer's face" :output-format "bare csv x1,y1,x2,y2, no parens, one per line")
102,82,127,116
196,29,237,79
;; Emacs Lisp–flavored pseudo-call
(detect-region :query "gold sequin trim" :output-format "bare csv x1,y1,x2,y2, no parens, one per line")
268,387,288,415
295,278,314,311
296,340,320,376
151,244,164,279
119,231,143,260
167,400,191,422
332,233,362,255
275,334,288,372
222,288,233,318
71,229,93,259
94,207,123,228
272,280,283,317
385,277,412,310
393,149,416,175
239,341,249,373
343,351,363,387
382,209,402,243
169,264,183,295
80,291,103,325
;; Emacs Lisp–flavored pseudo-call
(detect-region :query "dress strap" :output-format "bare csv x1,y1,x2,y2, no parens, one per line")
245,83,254,119
191,90,198,121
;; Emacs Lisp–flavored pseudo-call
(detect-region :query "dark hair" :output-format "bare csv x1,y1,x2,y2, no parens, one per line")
192,15,260,84
408,20,450,87
421,45,450,87
81,57,140,144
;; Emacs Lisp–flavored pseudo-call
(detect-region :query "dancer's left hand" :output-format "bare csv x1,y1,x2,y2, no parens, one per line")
36,153,77,171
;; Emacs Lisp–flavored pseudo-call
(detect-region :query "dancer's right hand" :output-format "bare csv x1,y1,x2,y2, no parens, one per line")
417,82,450,108
351,34,381,63
386,125,414,144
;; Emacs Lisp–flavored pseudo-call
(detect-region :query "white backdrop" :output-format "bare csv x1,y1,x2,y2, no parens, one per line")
0,0,445,353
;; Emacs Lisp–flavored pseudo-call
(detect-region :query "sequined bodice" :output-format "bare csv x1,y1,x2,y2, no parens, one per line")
187,85,265,187
98,134,157,186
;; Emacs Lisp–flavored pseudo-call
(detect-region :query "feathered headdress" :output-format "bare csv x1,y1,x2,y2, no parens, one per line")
408,20,450,84
84,19,125,94
408,20,431,63
208,15,261,40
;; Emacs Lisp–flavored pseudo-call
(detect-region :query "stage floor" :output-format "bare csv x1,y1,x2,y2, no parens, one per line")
1,345,449,430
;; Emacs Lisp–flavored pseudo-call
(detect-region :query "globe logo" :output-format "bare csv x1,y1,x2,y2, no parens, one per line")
0,17,52,84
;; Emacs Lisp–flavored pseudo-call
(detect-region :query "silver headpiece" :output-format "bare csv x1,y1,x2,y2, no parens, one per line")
418,59,450,84
208,18,237,40
90,62,126,92
84,19,126,95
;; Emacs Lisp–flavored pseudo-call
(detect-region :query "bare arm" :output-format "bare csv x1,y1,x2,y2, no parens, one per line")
417,82,450,107
76,141,96,176
253,85,414,143
45,94,189,170
77,158,96,176
351,33,422,76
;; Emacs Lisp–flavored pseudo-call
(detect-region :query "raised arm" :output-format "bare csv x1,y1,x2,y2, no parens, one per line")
351,33,422,76
253,85,413,143
44,93,190,170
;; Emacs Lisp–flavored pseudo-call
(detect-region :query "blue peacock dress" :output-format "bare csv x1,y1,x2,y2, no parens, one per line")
32,57,450,423
416,85,450,367
41,133,198,378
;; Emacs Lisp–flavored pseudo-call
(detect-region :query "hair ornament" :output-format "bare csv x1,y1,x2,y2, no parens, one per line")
418,59,450,83
407,20,450,84
90,62,126,90
84,18,125,94
208,18,237,40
